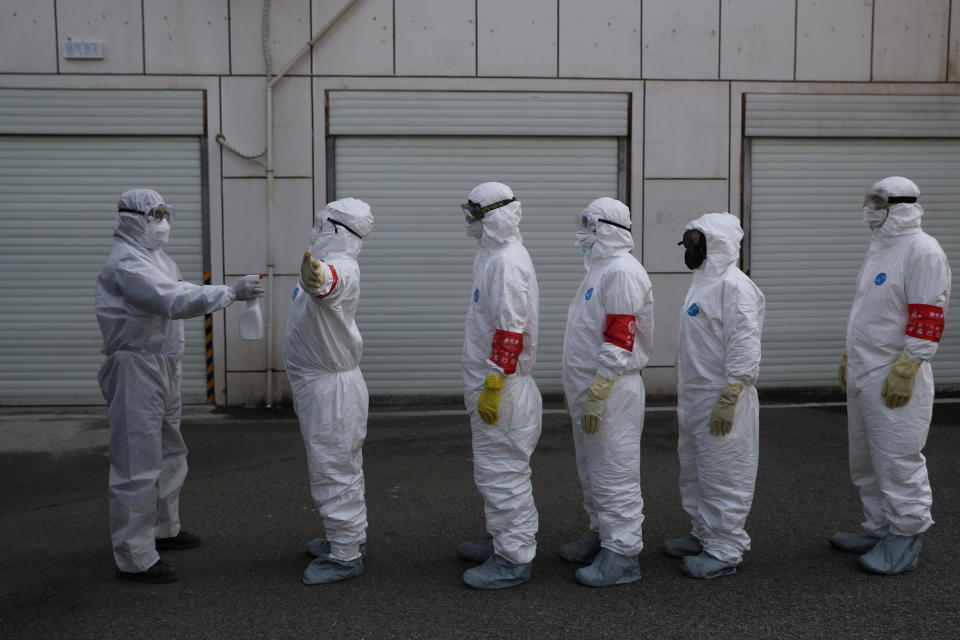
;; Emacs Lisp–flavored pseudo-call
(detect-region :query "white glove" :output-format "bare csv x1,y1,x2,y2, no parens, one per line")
232,274,264,301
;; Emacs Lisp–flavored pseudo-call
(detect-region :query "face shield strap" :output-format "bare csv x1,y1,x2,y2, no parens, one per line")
598,218,632,232
329,218,363,239
460,198,516,220
119,205,174,222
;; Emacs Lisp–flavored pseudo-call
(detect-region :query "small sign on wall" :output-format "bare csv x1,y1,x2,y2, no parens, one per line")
63,41,104,59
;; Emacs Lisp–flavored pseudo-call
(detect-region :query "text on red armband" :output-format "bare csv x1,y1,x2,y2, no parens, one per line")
604,314,637,351
906,304,944,342
490,329,524,374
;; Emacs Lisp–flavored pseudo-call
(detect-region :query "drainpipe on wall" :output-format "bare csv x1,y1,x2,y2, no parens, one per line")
217,0,360,407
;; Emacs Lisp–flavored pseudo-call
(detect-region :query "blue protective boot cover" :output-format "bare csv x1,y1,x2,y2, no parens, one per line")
575,548,641,587
302,556,363,585
662,534,702,558
830,530,881,555
456,537,494,563
462,553,532,590
305,538,367,559
859,533,922,575
559,530,602,563
680,551,738,579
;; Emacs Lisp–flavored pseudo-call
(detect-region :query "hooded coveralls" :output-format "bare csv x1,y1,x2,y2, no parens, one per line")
844,199,950,538
96,191,236,573
676,212,765,565
562,197,654,557
284,198,374,563
462,185,542,566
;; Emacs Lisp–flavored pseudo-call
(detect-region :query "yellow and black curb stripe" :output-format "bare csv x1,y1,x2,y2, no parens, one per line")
204,270,215,404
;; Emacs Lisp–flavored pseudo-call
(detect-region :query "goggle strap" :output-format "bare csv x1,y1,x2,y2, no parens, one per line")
330,219,363,239
118,207,143,214
887,196,918,204
474,198,517,217
598,218,632,232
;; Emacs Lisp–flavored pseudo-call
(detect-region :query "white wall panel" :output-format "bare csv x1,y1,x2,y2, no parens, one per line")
951,0,960,82
57,0,143,74
231,0,311,76
223,177,312,276
642,0,719,79
396,0,476,77
796,0,872,81
649,273,692,367
720,0,795,80
312,0,394,76
645,81,728,178
144,0,230,75
220,76,312,178
478,0,557,77
559,0,642,78
227,370,291,406
643,179,729,272
873,0,949,82
0,0,56,73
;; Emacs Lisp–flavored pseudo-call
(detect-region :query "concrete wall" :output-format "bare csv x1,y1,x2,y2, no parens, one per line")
1,0,958,404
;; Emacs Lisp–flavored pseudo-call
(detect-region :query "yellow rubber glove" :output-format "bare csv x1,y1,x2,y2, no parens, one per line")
882,353,921,409
710,381,743,437
580,374,613,435
478,374,504,425
839,349,847,393
300,250,326,290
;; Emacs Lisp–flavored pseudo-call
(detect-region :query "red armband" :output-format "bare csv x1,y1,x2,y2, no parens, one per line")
490,329,524,374
314,262,338,299
906,304,944,342
604,314,637,351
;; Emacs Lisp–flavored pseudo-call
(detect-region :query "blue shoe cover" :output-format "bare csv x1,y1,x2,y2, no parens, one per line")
456,537,494,563
662,534,702,559
830,530,881,554
302,556,363,585
559,530,601,563
575,548,641,587
681,551,738,579
859,534,922,575
463,553,531,590
305,538,367,559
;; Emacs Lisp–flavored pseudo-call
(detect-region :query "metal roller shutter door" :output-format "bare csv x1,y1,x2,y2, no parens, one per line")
750,137,960,387
335,135,620,396
0,136,207,404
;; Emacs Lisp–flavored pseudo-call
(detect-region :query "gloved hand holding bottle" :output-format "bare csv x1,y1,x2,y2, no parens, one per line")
478,373,503,425
580,374,613,435
882,353,920,409
710,381,742,437
232,274,265,301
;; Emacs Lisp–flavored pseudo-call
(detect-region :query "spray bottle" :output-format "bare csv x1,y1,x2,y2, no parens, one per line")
239,274,264,340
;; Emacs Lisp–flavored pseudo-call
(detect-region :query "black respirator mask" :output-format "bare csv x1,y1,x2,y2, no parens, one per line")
678,229,707,270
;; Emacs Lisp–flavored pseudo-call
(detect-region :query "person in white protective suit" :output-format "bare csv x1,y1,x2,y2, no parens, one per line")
96,188,264,584
283,197,374,585
832,176,951,575
559,197,654,587
663,212,765,580
456,182,543,590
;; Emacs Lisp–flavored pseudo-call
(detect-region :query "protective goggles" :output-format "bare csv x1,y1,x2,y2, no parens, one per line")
327,218,362,238
578,214,632,232
119,203,175,223
863,193,917,210
460,198,516,222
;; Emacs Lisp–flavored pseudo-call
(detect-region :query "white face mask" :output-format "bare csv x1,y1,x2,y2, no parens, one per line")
142,219,171,249
465,219,482,240
574,230,595,253
862,206,888,230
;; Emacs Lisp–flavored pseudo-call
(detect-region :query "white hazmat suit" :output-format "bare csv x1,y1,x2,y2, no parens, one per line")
96,188,263,580
458,182,542,590
671,212,765,578
561,198,653,587
834,177,950,575
283,197,374,585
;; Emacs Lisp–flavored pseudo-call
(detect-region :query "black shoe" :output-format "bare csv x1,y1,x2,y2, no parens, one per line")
116,560,178,584
156,531,202,551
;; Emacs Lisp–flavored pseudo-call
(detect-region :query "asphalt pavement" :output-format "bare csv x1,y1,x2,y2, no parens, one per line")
1,399,959,639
